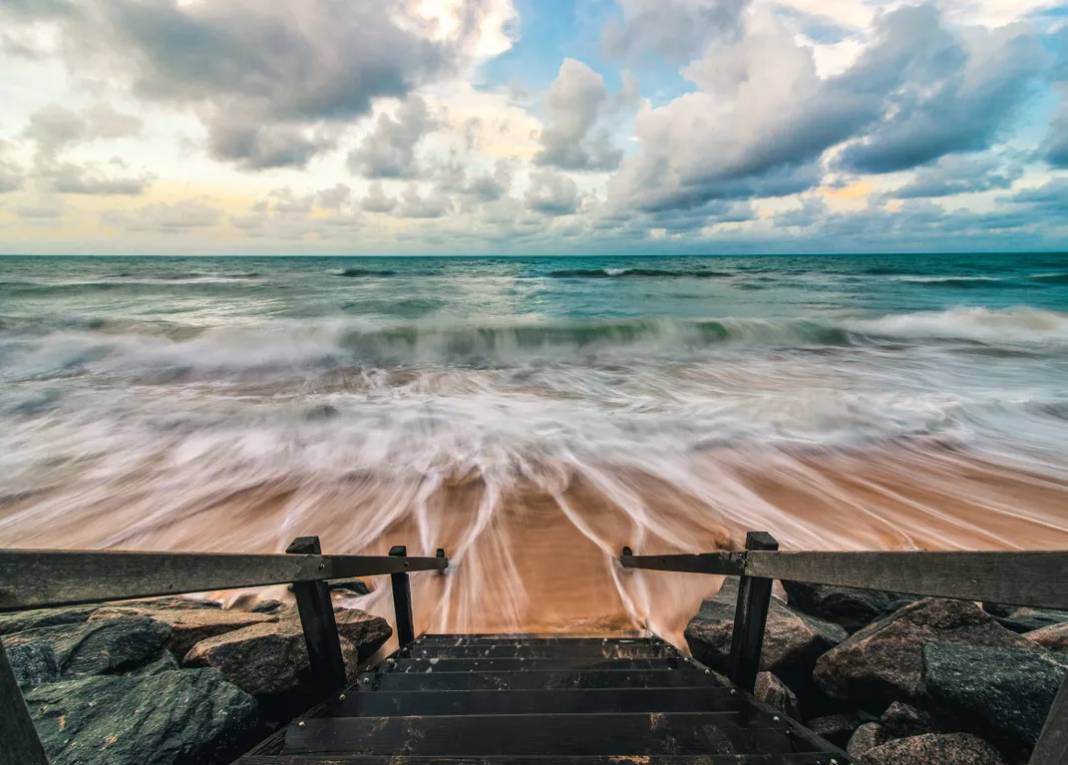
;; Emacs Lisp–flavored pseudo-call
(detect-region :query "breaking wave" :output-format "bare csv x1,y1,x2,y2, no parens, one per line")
548,268,732,278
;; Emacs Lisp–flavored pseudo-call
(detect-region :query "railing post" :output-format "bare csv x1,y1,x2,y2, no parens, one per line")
728,531,779,693
286,536,347,694
390,545,416,648
1,639,50,765
1030,671,1068,764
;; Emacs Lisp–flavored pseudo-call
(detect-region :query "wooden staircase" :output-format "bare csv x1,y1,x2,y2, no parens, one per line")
237,634,851,764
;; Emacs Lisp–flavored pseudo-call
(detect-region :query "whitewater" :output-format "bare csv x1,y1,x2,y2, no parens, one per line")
1,253,1067,643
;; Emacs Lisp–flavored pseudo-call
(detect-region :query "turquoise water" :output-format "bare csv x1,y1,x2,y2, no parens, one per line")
1,253,1068,566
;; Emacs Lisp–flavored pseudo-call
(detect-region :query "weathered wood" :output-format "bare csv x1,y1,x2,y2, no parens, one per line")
0,638,49,765
728,532,778,693
389,545,415,648
368,668,715,692
239,755,846,764
745,550,1068,610
0,547,447,611
1030,671,1068,765
402,643,677,660
287,537,347,695
283,713,804,756
620,547,746,575
389,657,678,673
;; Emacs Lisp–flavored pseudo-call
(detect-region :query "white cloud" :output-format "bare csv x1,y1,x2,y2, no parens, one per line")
535,59,626,172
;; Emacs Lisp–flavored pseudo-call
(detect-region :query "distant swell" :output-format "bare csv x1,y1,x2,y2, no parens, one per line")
1031,273,1068,285
332,268,397,278
548,268,732,279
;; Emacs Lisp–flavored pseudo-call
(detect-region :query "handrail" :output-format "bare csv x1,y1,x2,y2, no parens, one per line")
619,532,1068,765
0,545,448,612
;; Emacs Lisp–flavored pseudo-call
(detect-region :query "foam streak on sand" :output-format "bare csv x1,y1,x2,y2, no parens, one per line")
1,253,1068,643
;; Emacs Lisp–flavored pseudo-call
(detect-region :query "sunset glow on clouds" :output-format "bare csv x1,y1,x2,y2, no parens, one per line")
1,0,1066,254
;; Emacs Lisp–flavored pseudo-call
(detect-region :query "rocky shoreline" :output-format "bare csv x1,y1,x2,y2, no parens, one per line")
686,580,1068,764
2,589,391,765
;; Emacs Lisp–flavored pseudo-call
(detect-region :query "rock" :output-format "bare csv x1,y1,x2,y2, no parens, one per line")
783,581,915,633
24,669,257,765
0,604,100,636
6,641,59,689
1025,621,1068,652
121,596,221,611
879,701,934,738
847,722,887,759
251,599,285,614
183,620,309,696
4,616,172,678
813,598,1038,712
807,712,864,748
923,641,1068,761
684,578,847,692
755,671,800,718
861,733,1006,765
331,578,371,596
91,606,274,657
983,602,1068,633
332,607,391,661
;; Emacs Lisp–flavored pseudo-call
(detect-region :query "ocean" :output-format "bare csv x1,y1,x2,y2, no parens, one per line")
2,253,1068,638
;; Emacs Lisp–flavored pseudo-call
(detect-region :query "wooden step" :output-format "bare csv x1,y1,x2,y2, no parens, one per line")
402,643,678,660
281,713,812,756
243,755,844,764
363,668,717,692
385,656,681,673
326,687,754,717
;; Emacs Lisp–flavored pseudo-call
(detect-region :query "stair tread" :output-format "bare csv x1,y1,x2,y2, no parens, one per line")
385,657,680,673
243,755,842,764
363,668,719,691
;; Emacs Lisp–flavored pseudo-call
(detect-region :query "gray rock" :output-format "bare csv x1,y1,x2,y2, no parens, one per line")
783,581,915,633
333,607,391,662
923,641,1068,762
755,671,800,718
251,599,285,614
91,606,274,657
4,616,172,678
0,604,100,636
983,602,1068,633
331,578,371,596
24,669,257,765
813,598,1037,712
183,619,309,696
807,712,864,748
861,733,1006,765
6,640,59,689
879,701,934,738
1025,621,1068,652
685,578,847,691
847,722,887,759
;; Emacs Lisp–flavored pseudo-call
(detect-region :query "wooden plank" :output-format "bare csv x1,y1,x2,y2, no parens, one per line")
0,638,50,765
402,643,677,660
1030,672,1068,765
387,657,679,673
287,537,347,694
282,713,808,756
412,635,662,646
0,548,447,611
746,550,1068,610
621,547,746,575
239,754,846,764
389,546,415,648
365,668,718,692
327,687,753,717
728,532,778,693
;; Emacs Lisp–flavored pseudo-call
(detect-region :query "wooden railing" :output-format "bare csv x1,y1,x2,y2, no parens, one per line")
0,536,448,765
620,532,1068,765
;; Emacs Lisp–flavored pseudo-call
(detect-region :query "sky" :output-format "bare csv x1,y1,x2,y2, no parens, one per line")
0,0,1066,255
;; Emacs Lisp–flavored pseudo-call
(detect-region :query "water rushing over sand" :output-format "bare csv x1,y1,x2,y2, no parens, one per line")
2,253,1068,640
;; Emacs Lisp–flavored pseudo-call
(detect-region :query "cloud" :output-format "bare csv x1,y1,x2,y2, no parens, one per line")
105,198,221,232
0,142,24,193
361,182,398,213
603,0,749,63
348,97,437,178
525,169,578,215
231,186,360,239
1001,178,1068,217
48,161,152,195
1045,81,1068,168
24,103,142,158
534,59,626,172
397,185,451,218
891,154,1022,198
207,120,328,171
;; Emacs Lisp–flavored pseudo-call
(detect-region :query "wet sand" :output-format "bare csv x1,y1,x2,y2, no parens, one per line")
2,442,1067,647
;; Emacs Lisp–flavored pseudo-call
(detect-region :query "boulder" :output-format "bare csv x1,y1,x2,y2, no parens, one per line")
4,616,172,678
0,604,100,636
1025,622,1068,652
923,641,1067,762
91,606,274,657
846,722,887,759
861,733,1006,765
813,598,1037,712
783,581,915,633
251,599,285,614
333,607,391,661
755,671,800,718
331,579,371,596
879,701,934,738
23,669,257,765
983,603,1068,634
6,640,59,689
182,620,309,696
685,578,846,692
806,712,864,748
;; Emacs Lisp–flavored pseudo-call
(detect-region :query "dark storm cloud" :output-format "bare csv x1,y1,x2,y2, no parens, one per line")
892,155,1022,198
